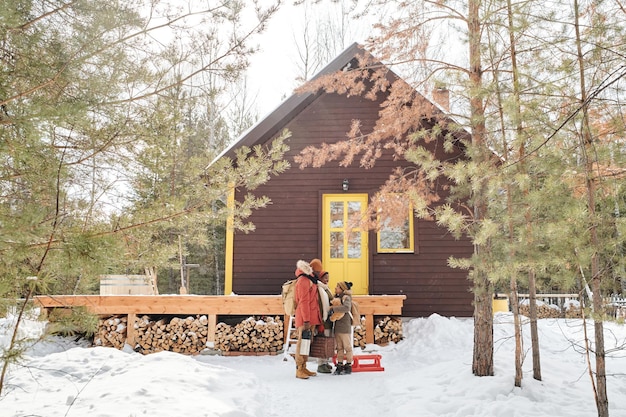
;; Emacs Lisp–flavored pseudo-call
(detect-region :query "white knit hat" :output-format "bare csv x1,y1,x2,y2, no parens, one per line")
296,260,313,275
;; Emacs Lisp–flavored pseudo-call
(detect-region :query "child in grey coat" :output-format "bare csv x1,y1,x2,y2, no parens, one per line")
329,281,353,375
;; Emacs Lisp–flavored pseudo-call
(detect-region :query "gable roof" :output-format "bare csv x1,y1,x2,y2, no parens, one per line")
210,42,470,166
210,42,367,164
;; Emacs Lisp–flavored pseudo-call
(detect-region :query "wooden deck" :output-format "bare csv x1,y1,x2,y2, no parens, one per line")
34,294,406,346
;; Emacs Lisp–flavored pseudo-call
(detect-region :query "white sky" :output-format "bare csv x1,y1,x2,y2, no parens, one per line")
242,1,462,122
246,3,303,114
245,1,376,116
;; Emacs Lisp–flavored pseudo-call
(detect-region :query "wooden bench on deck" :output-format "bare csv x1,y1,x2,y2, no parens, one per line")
34,294,406,347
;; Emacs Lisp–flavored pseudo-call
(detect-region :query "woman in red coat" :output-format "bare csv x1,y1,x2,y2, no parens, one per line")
293,260,322,379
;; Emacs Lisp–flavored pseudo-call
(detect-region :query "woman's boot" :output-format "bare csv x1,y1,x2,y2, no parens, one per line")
301,356,317,376
296,364,310,379
295,357,309,379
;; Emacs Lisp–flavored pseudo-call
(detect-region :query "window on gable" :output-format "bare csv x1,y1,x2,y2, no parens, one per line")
376,196,414,253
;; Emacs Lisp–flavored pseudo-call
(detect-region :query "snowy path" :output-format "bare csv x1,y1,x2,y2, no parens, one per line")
195,353,394,417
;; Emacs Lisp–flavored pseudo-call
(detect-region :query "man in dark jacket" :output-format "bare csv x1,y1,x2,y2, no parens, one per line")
310,258,334,374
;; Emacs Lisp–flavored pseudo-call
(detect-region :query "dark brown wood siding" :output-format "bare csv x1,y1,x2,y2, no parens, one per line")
231,90,474,317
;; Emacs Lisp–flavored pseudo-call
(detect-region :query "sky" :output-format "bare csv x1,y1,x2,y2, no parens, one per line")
2,309,626,417
245,1,376,116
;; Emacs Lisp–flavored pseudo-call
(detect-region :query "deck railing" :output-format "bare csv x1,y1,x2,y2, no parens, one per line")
34,294,406,345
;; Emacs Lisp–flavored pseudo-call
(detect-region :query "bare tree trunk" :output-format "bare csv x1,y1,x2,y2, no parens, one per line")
503,0,526,386
468,0,494,377
510,267,523,387
507,186,522,386
0,286,34,396
73,274,82,295
214,249,221,295
528,270,541,380
178,235,187,294
472,278,494,376
574,0,608,415
591,277,608,416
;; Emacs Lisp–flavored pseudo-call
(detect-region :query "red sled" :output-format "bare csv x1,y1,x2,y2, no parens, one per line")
333,354,384,372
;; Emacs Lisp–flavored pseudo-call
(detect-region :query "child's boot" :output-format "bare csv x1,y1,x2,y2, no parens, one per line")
342,363,352,374
333,364,344,375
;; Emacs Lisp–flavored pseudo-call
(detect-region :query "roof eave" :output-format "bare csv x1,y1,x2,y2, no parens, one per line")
209,42,366,166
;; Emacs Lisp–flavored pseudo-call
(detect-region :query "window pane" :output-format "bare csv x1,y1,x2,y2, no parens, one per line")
347,201,361,225
348,231,361,258
379,218,410,250
330,202,344,228
330,231,344,258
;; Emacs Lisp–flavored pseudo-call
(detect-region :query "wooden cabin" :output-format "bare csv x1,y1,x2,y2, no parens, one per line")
214,43,474,318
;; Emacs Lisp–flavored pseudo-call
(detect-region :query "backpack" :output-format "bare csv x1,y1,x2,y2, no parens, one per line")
281,279,297,316
282,274,312,316
349,300,361,327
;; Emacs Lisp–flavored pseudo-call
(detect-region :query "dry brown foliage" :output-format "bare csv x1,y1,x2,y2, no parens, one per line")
294,50,453,230
295,51,442,171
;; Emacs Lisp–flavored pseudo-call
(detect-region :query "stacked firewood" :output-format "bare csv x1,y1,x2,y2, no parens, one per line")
373,316,403,345
519,303,562,318
354,317,366,348
95,314,210,354
352,316,403,348
564,302,583,319
564,306,583,318
133,315,209,354
215,316,284,353
94,314,405,355
94,315,127,350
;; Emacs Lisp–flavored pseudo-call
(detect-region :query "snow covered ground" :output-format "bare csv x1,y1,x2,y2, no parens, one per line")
1,310,625,417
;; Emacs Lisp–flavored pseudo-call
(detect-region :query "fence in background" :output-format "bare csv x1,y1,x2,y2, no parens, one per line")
512,293,626,319
99,275,157,295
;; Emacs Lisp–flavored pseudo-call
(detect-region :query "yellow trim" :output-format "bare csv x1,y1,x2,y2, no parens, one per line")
224,186,235,295
493,297,509,314
322,194,369,295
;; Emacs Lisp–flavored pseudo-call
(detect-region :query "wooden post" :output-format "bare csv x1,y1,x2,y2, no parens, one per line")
178,236,187,294
207,314,217,343
145,267,159,295
283,314,290,344
126,313,137,348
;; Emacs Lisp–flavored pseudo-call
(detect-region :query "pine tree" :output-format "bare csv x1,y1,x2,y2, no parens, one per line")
293,3,625,400
0,0,283,395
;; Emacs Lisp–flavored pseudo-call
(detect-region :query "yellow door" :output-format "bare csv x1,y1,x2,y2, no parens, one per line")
322,194,368,295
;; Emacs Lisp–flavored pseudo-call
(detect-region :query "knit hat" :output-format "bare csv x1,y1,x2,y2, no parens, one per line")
296,260,313,276
337,281,353,291
310,258,323,272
